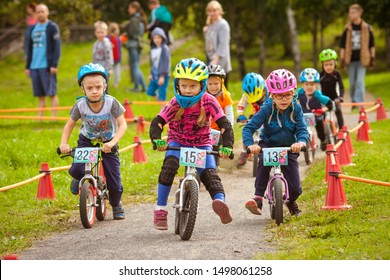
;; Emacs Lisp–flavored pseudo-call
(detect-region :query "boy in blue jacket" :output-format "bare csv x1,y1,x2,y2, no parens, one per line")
297,68,333,151
243,69,308,217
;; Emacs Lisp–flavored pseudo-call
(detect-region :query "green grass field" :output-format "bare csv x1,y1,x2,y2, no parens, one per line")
1,28,389,259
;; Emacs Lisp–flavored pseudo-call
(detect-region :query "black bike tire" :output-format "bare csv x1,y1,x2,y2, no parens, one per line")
96,193,107,221
79,181,96,228
304,138,313,165
179,180,198,241
252,154,258,177
325,121,335,145
174,190,180,235
272,178,284,226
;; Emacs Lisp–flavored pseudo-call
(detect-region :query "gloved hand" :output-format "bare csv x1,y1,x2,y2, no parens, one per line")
152,139,167,151
219,147,233,159
236,115,247,123
312,108,323,116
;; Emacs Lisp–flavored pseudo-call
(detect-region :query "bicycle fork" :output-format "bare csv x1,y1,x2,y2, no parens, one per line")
174,167,200,212
79,162,99,207
266,166,289,204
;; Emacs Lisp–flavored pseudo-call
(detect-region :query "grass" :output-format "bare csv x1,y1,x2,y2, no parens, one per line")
1,21,389,259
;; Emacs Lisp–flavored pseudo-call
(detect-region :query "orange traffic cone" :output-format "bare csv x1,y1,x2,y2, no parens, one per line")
36,162,55,200
325,144,340,183
336,131,353,166
341,126,355,156
133,136,147,163
376,98,387,120
123,99,135,120
2,254,18,260
357,109,373,144
136,115,145,134
322,152,352,210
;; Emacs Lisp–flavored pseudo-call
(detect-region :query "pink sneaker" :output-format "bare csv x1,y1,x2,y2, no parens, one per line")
245,198,263,215
153,209,168,230
212,199,232,224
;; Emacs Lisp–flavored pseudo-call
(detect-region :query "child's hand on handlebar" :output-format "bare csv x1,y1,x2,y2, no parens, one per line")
247,144,261,154
219,147,232,159
153,139,167,151
103,142,115,153
59,143,71,154
312,108,324,116
290,142,305,153
236,115,247,123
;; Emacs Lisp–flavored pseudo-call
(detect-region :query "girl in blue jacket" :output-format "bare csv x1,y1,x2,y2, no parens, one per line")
243,69,308,217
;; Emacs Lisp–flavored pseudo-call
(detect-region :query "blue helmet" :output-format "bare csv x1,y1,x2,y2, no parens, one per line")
299,68,320,83
173,58,209,108
242,72,268,103
77,63,108,86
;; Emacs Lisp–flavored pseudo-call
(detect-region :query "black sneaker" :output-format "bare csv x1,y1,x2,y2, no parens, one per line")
245,197,263,215
285,200,302,216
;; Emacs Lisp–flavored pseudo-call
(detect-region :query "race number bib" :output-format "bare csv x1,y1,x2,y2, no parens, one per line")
303,113,315,127
210,129,221,146
179,147,206,168
263,148,288,166
73,147,99,163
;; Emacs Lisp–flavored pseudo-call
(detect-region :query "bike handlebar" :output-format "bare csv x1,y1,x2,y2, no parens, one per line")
246,145,307,154
57,145,118,156
166,146,234,160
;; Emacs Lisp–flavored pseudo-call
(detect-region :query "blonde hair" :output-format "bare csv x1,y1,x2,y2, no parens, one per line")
94,20,108,31
349,3,363,13
205,0,224,25
108,22,120,36
174,107,207,128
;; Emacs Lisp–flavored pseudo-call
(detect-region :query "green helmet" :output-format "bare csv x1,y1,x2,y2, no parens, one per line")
319,49,338,63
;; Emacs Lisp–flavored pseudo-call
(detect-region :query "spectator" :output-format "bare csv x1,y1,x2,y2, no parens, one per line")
147,0,173,45
108,22,122,88
24,3,37,58
203,0,231,89
92,21,113,79
339,3,375,109
25,3,61,117
125,1,147,92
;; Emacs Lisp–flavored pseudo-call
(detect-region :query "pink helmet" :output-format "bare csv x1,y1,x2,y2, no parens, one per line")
266,69,297,94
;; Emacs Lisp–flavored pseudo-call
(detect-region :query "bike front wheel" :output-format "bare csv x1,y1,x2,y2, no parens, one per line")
179,180,199,241
304,138,314,165
79,181,96,228
271,178,284,226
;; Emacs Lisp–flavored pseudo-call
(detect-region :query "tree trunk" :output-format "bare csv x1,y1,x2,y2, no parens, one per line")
257,10,266,76
386,27,390,69
312,15,318,69
229,5,246,79
286,4,301,76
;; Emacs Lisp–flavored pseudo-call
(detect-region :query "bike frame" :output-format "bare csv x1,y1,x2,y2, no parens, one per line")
79,161,100,206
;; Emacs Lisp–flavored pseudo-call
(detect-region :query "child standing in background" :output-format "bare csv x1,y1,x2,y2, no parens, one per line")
147,27,170,102
93,21,113,83
108,22,122,88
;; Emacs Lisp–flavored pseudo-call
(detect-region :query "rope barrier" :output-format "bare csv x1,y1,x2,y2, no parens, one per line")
337,174,390,187
341,102,376,107
0,135,167,192
348,121,364,133
365,103,380,113
0,106,72,113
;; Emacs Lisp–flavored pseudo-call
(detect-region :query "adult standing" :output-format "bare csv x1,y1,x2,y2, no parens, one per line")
125,1,147,92
25,3,61,117
147,0,173,45
203,0,231,89
339,3,375,109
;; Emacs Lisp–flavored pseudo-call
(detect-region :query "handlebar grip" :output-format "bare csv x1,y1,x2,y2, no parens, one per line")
300,146,307,152
246,148,251,154
229,152,234,160
57,147,61,155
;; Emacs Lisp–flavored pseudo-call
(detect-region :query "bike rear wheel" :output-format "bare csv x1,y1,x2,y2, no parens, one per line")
271,179,284,226
252,154,258,177
79,181,96,228
325,121,336,145
304,138,314,165
179,180,198,241
96,191,107,221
